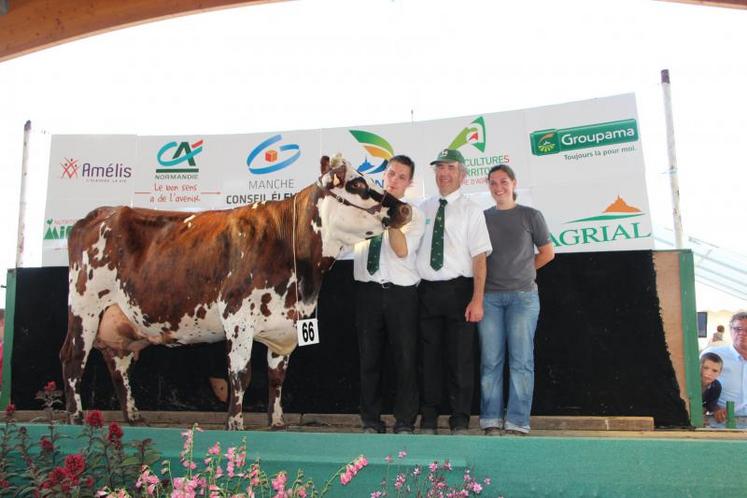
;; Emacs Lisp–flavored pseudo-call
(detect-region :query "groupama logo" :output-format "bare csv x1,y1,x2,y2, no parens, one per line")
448,116,486,153
247,134,301,175
157,139,203,172
550,196,650,247
531,119,638,156
349,130,394,174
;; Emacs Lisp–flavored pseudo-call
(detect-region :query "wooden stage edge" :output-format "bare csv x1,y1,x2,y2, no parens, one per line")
12,410,745,438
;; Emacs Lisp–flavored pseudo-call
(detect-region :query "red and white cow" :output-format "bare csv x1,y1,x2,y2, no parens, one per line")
59,155,411,430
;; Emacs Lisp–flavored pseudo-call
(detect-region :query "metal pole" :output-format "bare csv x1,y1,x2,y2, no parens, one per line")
661,69,685,249
15,120,31,268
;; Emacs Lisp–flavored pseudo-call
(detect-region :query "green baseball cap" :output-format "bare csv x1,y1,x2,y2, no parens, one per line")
430,148,465,165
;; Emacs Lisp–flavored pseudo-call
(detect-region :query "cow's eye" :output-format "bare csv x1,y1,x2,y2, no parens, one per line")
350,179,367,191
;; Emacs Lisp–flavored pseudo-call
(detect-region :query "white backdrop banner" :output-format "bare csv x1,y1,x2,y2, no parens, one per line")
43,93,652,266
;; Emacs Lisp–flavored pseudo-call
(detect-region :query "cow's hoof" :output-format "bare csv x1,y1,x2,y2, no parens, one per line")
128,416,149,427
68,412,84,425
270,423,287,431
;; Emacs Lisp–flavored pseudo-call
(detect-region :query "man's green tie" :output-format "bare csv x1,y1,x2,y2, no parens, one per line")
430,198,447,270
367,234,383,275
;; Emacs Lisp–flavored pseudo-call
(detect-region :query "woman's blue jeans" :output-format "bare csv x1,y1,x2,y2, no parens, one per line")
477,290,540,432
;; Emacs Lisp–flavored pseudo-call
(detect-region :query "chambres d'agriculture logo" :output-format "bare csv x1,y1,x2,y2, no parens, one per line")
156,139,203,177
530,119,639,156
442,116,509,182
246,134,301,175
349,130,394,175
59,157,131,183
550,196,651,248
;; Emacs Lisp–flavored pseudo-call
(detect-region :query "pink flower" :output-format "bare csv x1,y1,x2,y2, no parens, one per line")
429,462,438,473
4,404,15,417
394,473,407,489
398,450,407,459
370,492,384,498
471,482,483,493
385,455,393,464
443,459,452,471
483,477,491,485
340,471,353,485
296,487,308,497
272,471,288,492
208,442,221,455
412,465,422,476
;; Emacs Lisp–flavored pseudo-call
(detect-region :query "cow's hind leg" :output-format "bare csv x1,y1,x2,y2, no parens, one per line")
225,329,254,430
100,349,145,425
267,351,289,430
60,308,100,424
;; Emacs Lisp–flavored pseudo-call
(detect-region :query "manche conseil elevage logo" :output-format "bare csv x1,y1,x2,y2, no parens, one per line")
246,134,301,175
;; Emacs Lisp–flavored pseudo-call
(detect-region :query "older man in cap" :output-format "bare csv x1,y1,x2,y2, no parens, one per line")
416,148,492,435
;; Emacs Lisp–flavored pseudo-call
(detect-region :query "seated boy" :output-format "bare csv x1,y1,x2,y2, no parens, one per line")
700,352,723,414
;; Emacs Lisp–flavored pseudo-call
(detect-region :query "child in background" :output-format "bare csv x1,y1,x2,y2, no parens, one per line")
701,352,723,414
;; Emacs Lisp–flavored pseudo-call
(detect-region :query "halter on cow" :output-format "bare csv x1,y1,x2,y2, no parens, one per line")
59,155,411,430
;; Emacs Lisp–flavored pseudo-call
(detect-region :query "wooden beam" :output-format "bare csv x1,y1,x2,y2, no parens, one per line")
0,0,285,63
659,0,747,9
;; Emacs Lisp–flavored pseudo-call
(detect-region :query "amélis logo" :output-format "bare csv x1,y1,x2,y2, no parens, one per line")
550,196,651,248
247,134,301,175
349,130,394,175
60,158,79,178
530,119,638,156
156,139,203,173
449,116,486,153
59,157,131,182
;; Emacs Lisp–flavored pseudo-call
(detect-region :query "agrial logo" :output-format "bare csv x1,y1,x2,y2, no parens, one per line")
550,196,651,247
349,130,394,175
157,139,203,173
531,119,638,156
247,134,301,175
449,116,486,153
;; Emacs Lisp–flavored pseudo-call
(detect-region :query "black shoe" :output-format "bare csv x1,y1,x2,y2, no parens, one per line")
451,427,469,436
419,427,437,435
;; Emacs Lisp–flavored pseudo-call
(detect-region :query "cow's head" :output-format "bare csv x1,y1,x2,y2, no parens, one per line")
317,154,412,254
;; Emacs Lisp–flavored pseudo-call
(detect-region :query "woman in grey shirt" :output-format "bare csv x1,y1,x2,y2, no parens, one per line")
478,164,555,435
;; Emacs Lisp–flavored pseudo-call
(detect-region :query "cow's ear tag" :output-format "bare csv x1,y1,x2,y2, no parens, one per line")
297,318,320,346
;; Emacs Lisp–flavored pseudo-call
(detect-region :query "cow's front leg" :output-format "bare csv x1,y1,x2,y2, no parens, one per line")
100,349,145,425
225,328,254,431
267,351,290,429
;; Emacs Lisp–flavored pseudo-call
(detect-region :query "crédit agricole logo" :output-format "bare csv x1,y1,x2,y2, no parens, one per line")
156,139,203,178
550,196,651,247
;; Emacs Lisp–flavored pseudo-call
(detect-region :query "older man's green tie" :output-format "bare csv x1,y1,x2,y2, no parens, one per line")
430,198,447,270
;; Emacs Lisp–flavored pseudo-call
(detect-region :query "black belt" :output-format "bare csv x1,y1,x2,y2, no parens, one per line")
360,281,416,290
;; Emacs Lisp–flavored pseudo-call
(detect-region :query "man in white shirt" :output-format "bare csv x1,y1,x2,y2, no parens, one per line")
416,148,492,435
702,311,747,421
353,155,425,434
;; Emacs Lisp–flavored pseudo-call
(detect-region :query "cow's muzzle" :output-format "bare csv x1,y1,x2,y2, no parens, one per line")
385,203,412,229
